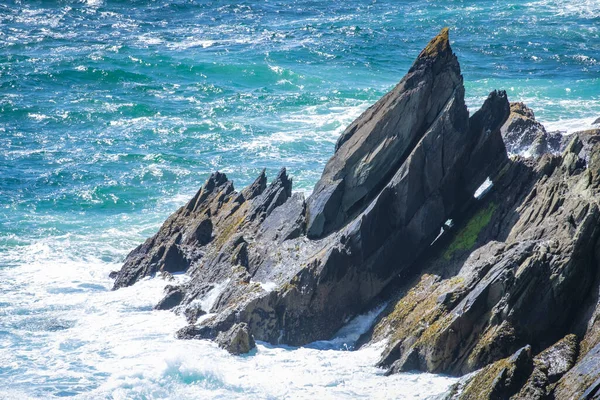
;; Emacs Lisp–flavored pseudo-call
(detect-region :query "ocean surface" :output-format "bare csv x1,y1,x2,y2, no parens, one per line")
1,0,599,398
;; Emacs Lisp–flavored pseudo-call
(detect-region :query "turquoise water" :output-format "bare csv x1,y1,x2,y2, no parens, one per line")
1,1,599,398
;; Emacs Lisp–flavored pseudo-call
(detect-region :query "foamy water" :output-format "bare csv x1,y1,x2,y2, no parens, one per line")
0,236,456,399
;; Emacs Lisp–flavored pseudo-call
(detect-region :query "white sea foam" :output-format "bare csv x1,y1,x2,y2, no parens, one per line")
28,112,50,121
0,233,457,399
543,117,599,134
237,101,370,157
199,279,230,313
268,64,285,75
526,0,600,18
85,0,104,7
168,39,215,50
258,281,277,292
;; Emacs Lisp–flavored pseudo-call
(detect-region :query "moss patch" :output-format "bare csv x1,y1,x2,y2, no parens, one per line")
467,321,516,371
373,273,468,348
444,202,497,260
213,203,249,250
459,356,513,400
372,274,440,342
421,27,450,58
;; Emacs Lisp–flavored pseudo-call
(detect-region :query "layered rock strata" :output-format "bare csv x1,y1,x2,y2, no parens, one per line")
113,28,508,347
112,29,600,398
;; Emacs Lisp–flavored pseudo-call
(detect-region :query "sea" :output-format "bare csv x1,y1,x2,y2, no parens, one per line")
1,0,599,398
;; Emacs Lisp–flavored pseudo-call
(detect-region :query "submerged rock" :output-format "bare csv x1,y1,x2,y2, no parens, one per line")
154,285,185,311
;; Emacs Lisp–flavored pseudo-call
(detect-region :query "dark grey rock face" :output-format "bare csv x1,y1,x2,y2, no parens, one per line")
112,28,513,348
111,27,600,399
305,28,467,239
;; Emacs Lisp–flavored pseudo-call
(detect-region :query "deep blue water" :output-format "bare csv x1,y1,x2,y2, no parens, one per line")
1,1,599,398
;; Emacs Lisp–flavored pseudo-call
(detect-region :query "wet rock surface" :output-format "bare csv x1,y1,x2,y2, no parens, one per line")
111,28,600,398
216,322,256,355
501,102,568,157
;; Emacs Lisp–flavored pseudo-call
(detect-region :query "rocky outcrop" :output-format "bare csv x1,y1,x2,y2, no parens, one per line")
111,28,600,398
366,132,600,398
380,134,600,363
500,102,564,157
112,28,512,348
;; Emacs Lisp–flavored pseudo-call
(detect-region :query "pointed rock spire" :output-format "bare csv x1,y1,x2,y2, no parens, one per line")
413,27,451,68
306,28,464,238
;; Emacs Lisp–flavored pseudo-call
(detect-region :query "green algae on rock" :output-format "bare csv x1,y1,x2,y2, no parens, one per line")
443,202,498,260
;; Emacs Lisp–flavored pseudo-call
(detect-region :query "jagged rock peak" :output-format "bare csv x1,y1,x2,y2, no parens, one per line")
411,27,452,70
306,28,464,238
248,167,293,221
510,102,536,119
186,171,230,212
239,168,267,202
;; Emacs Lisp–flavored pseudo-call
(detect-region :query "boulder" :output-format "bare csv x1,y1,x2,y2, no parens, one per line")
216,323,256,355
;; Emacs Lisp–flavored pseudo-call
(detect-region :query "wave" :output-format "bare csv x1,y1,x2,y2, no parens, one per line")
0,234,456,399
525,0,600,18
